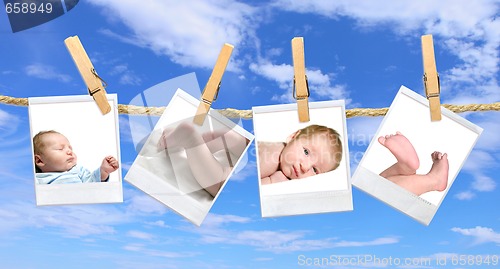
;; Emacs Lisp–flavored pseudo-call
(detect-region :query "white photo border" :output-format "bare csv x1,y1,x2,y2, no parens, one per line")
125,89,254,226
28,94,123,206
352,86,483,225
253,100,352,218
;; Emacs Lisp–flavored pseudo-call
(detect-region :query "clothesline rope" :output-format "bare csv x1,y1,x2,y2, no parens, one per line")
1,94,499,119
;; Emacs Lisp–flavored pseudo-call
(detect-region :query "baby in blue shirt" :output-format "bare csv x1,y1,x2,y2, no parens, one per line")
33,130,118,184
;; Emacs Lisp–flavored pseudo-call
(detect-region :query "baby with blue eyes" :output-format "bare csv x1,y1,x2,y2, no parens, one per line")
258,124,343,185
33,130,118,184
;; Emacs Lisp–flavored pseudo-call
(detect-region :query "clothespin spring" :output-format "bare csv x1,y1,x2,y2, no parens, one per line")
292,75,310,100
88,68,108,96
200,82,221,105
423,73,440,99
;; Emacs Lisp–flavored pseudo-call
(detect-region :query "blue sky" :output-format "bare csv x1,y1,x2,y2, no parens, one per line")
0,0,499,268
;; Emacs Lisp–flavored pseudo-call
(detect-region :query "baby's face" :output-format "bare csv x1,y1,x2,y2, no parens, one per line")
37,133,77,172
279,133,338,179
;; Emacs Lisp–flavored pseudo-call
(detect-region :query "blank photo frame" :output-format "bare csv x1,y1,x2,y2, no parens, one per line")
253,100,352,218
125,89,254,226
352,86,482,225
28,94,123,206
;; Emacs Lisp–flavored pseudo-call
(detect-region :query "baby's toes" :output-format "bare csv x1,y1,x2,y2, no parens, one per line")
431,151,443,160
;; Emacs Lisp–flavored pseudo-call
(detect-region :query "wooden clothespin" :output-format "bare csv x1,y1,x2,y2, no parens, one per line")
193,43,234,125
421,34,441,121
291,37,310,122
65,36,111,115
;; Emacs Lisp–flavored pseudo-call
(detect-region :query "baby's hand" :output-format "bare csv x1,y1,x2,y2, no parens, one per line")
261,171,289,185
101,156,119,174
270,171,289,184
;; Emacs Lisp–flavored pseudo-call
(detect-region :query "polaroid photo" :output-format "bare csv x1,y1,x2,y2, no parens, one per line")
125,89,254,226
351,86,483,225
28,94,123,206
253,100,352,218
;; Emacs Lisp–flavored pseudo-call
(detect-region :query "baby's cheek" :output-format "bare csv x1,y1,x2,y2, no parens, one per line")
281,151,298,163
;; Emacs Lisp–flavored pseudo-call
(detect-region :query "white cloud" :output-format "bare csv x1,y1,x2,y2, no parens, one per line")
462,149,496,172
0,201,126,237
0,110,33,184
122,243,144,252
123,243,198,258
127,230,154,240
471,174,496,192
473,113,500,151
451,226,500,245
120,162,132,173
457,114,499,199
306,69,349,102
428,252,459,260
453,163,497,201
89,0,258,70
229,160,257,182
254,257,273,262
271,0,500,103
0,109,11,126
266,48,283,58
145,220,170,228
217,230,398,253
118,115,136,144
194,214,398,253
125,191,169,215
203,213,252,227
0,177,175,242
249,61,349,103
25,63,71,83
0,185,171,240
274,0,499,34
109,64,142,85
119,72,140,86
454,191,476,200
332,237,399,247
249,62,292,89
86,0,499,102
461,150,497,193
0,109,19,134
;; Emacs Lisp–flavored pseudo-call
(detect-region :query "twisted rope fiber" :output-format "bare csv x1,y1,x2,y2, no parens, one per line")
1,95,499,118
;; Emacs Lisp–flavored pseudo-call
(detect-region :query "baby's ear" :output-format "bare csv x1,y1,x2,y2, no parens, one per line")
34,155,45,169
286,130,301,143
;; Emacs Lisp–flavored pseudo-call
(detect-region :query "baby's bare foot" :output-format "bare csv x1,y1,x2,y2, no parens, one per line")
427,151,449,192
157,128,174,150
158,122,201,150
378,132,420,174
